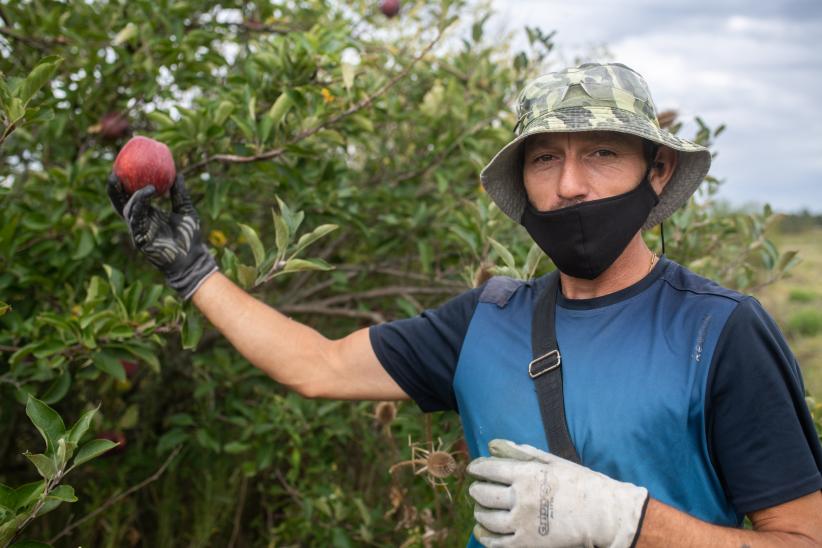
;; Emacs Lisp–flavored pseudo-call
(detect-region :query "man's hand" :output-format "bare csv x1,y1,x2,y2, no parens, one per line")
107,173,218,300
467,439,649,548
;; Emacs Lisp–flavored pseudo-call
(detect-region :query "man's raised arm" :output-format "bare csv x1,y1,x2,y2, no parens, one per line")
107,173,408,402
191,271,408,400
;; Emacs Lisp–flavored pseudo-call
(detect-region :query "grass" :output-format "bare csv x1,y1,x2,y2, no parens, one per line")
754,226,822,399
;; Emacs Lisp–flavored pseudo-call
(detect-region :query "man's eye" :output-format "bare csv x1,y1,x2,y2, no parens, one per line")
593,149,616,158
534,154,555,163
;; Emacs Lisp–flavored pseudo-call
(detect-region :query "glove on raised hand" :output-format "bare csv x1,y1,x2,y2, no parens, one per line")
107,173,218,300
467,439,649,548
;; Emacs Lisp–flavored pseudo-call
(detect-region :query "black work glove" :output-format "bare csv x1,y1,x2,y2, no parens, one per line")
107,173,219,300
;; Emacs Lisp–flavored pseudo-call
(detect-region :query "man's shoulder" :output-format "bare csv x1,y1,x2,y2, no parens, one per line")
478,274,547,308
658,258,747,306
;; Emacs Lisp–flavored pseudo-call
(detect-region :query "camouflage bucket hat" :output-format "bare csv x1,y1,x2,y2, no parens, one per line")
480,63,711,229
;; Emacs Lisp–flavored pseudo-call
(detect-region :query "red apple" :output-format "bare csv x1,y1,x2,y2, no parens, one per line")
98,430,127,455
120,360,139,379
380,0,400,18
99,111,130,140
113,136,176,195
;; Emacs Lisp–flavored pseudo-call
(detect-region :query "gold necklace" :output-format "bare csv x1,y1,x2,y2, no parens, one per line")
648,249,657,273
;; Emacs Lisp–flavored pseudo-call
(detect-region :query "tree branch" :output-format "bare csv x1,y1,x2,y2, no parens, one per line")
313,286,458,308
278,304,385,324
182,26,446,174
227,474,249,548
335,265,465,289
49,445,182,544
0,26,67,52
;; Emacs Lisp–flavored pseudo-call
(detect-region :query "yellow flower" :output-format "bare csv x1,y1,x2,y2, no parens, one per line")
321,87,334,103
209,229,227,247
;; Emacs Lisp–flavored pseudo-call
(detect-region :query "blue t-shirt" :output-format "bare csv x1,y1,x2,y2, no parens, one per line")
369,257,822,523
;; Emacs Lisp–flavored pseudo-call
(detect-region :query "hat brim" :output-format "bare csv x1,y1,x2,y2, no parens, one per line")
480,106,711,229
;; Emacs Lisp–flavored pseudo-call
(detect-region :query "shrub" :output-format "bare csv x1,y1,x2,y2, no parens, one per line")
788,309,822,337
788,289,818,303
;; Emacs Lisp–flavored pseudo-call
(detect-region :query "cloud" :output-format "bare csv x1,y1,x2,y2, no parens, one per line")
488,0,822,212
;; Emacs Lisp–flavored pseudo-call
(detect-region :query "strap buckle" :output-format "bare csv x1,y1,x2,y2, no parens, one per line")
528,349,561,378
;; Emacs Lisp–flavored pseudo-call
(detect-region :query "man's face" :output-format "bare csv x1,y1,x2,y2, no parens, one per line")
522,131,655,212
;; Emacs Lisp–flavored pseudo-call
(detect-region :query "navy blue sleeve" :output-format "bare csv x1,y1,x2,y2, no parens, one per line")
368,285,483,412
706,297,822,515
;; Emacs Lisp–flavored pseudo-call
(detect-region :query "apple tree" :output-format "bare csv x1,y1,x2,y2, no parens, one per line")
0,0,809,546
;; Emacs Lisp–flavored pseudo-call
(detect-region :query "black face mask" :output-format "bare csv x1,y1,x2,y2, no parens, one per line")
520,173,659,280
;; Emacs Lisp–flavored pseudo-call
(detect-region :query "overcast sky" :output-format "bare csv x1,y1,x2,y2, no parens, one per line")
487,0,822,213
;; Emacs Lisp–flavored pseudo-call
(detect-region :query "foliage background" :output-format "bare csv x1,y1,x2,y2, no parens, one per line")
0,0,817,546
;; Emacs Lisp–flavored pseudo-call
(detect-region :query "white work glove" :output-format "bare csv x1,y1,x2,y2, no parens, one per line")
467,439,649,548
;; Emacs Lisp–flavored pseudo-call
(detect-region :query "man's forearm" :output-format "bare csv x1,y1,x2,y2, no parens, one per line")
190,271,334,396
637,496,820,548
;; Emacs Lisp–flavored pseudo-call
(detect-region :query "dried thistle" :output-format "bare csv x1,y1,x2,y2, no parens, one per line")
374,401,398,427
384,485,405,519
389,437,461,500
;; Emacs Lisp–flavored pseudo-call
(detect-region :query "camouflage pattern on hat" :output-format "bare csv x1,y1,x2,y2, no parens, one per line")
480,63,711,229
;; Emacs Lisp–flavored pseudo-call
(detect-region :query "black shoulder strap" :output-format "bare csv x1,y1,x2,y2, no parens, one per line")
529,271,581,464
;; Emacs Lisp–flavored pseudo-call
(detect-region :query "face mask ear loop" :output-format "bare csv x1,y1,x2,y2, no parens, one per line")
660,220,666,256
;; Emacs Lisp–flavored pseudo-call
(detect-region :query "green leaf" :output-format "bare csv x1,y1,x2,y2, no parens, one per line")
156,428,188,455
25,396,65,456
267,92,291,125
18,56,62,105
223,441,251,454
236,264,257,289
32,339,64,359
523,243,544,279
776,249,799,273
247,94,257,122
92,351,126,381
47,484,77,503
102,264,124,297
349,114,373,133
181,309,203,350
7,97,25,122
0,301,11,316
0,515,26,547
237,223,265,268
73,439,118,467
67,405,100,446
195,428,220,453
277,196,302,235
39,369,71,405
214,100,235,126
147,111,175,129
11,481,45,511
230,114,255,142
112,22,138,46
71,230,95,261
24,452,57,480
256,116,272,146
488,237,516,270
118,404,139,430
281,258,333,274
0,483,15,511
289,224,338,259
272,208,290,260
124,343,160,374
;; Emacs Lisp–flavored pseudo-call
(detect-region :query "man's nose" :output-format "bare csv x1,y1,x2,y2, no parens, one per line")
555,158,589,204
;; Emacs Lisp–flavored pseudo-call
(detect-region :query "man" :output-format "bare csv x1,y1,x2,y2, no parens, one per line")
108,62,822,547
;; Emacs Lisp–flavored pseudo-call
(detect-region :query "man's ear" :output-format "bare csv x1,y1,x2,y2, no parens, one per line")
650,146,678,195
